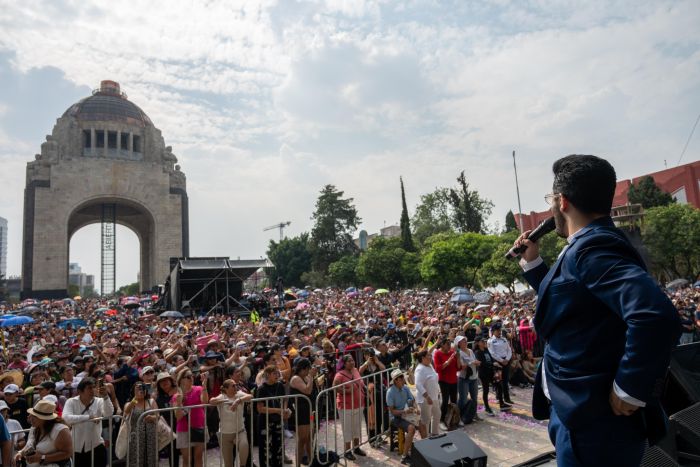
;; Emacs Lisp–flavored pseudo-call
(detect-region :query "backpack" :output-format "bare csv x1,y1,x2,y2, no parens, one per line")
460,399,476,425
445,402,461,431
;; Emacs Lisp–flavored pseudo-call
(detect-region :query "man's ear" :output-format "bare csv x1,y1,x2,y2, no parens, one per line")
559,194,570,212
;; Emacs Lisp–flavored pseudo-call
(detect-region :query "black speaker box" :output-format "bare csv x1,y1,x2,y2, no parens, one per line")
411,431,487,467
513,451,557,466
663,342,700,415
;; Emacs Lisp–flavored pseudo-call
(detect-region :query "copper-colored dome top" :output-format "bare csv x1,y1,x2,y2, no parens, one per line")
62,80,152,127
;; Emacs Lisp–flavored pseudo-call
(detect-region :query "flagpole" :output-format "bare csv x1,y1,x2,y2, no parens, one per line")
513,150,524,233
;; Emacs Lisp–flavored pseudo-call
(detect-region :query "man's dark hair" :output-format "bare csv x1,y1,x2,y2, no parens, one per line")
552,155,617,214
77,377,96,392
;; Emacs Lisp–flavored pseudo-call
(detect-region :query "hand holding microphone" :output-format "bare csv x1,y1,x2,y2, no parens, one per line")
505,217,555,262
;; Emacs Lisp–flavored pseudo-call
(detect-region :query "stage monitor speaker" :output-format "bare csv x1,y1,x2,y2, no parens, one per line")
411,431,487,467
640,445,679,467
669,401,700,464
513,451,557,467
663,342,700,415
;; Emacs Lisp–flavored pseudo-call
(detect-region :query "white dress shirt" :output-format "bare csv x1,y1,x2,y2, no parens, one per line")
62,395,114,452
414,363,440,404
519,231,645,407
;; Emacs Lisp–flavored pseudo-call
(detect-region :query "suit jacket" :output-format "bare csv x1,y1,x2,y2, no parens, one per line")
523,217,681,444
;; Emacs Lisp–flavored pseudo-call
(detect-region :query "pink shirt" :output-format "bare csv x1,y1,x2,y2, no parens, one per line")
171,386,205,432
334,369,365,410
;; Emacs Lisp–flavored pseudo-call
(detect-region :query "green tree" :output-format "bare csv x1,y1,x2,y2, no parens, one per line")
643,204,700,281
356,237,406,288
68,284,80,298
267,234,312,287
628,176,674,209
478,243,523,292
448,171,494,234
0,274,6,301
400,252,422,288
399,177,415,252
419,233,498,290
505,210,518,232
300,271,327,288
116,282,139,296
328,255,359,287
309,185,361,273
411,188,454,245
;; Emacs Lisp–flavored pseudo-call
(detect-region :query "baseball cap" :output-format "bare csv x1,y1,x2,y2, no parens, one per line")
3,384,19,394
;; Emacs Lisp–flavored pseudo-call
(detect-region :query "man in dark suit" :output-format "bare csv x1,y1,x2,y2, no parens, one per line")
513,155,681,466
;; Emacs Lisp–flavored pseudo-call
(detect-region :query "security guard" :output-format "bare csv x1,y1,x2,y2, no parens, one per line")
487,322,514,409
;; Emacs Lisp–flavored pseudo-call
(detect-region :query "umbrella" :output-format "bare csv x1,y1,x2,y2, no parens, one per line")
139,298,152,303
667,278,690,289
345,287,357,293
314,288,323,293
57,318,87,329
694,280,700,288
159,310,184,319
95,307,109,313
263,287,273,293
123,301,140,309
474,292,492,304
347,291,359,298
450,287,468,293
450,292,475,304
474,304,490,311
297,290,310,298
284,292,297,301
295,302,310,311
105,309,118,316
0,316,35,327
20,305,41,313
363,286,374,293
375,289,389,295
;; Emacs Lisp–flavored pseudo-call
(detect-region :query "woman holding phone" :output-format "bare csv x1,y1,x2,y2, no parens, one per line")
124,382,159,467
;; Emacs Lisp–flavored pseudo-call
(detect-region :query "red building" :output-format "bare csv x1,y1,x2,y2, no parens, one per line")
516,159,700,231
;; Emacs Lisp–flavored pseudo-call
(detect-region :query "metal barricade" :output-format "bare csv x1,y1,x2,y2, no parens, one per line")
314,367,395,464
132,392,312,467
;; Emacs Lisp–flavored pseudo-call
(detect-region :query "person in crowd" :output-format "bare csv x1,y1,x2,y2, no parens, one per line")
124,381,159,467
2,384,28,429
62,376,114,466
474,337,496,415
256,366,291,467
15,399,72,467
289,358,316,465
210,378,253,467
22,371,47,409
155,371,179,466
432,338,459,426
0,400,25,456
332,354,366,461
455,336,481,421
521,350,538,385
359,347,386,448
173,369,209,467
386,369,417,465
55,365,80,402
487,323,514,409
413,349,440,438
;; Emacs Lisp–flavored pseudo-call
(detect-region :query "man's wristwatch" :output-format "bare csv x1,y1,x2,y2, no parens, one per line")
40,454,46,464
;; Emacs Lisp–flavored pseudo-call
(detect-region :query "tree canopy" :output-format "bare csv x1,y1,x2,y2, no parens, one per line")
448,171,494,234
505,210,518,232
267,233,313,287
411,188,454,245
642,204,700,281
628,176,674,209
400,177,415,252
309,185,361,273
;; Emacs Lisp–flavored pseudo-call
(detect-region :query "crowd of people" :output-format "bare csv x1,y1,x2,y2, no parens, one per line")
0,282,695,466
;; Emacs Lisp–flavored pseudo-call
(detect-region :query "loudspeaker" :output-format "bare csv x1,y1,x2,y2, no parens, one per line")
411,431,487,467
513,451,557,467
669,402,700,464
662,342,700,415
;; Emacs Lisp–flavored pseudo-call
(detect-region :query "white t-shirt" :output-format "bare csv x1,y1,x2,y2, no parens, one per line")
216,392,248,434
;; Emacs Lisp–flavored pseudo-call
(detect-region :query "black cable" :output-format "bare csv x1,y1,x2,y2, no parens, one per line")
676,112,700,166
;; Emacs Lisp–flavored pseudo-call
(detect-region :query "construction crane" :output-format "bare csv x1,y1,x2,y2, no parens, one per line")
263,221,291,241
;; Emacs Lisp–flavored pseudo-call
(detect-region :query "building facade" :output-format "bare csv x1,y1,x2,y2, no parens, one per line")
516,159,700,231
68,263,95,296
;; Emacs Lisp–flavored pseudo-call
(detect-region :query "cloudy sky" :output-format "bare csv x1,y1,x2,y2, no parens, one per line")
0,0,699,290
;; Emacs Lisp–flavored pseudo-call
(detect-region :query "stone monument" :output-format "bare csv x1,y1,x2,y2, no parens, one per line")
21,80,189,298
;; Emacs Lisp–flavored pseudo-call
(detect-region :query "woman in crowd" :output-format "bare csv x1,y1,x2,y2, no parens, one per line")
289,358,316,465
124,381,159,467
210,378,253,467
474,337,496,415
359,347,386,448
455,336,481,421
173,370,209,467
332,354,366,460
521,350,538,385
155,371,179,467
413,349,441,438
15,399,72,467
432,338,459,425
256,366,290,467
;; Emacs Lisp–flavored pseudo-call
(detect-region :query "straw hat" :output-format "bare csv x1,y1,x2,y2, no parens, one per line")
156,372,175,385
28,399,58,421
390,369,405,384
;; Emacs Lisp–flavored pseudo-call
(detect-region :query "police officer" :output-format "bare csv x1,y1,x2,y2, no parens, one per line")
487,322,514,408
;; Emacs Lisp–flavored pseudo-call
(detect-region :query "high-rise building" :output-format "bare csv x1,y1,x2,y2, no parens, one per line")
68,262,95,296
0,216,7,279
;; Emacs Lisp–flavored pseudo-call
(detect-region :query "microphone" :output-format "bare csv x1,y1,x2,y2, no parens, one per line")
504,217,556,260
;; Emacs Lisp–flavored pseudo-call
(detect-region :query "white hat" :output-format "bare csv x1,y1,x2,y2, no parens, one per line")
0,401,8,411
454,335,467,347
42,395,58,405
28,399,58,421
390,369,405,383
3,384,19,394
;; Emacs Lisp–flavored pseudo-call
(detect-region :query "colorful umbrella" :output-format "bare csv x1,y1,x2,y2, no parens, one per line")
105,309,118,316
450,292,474,304
57,318,86,329
375,289,389,295
0,316,35,327
363,286,374,293
159,310,184,319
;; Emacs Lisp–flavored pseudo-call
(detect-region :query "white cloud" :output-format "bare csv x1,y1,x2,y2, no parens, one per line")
0,0,699,288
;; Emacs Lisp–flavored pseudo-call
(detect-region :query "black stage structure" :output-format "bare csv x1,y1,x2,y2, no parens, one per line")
162,257,270,315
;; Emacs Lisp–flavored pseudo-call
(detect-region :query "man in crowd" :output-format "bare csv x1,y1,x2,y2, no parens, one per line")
386,369,417,465
487,322,514,409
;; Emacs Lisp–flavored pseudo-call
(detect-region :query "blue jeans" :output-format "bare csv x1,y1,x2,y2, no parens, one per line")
458,377,479,409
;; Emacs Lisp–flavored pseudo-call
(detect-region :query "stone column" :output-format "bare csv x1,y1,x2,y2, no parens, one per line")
103,130,108,157
128,132,133,158
90,128,96,156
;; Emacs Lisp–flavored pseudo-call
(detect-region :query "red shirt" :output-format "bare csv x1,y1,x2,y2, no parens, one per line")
433,349,458,384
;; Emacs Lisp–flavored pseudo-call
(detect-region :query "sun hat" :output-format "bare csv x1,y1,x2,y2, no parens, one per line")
27,399,58,421
454,335,467,347
390,369,405,383
156,372,175,384
0,401,8,411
